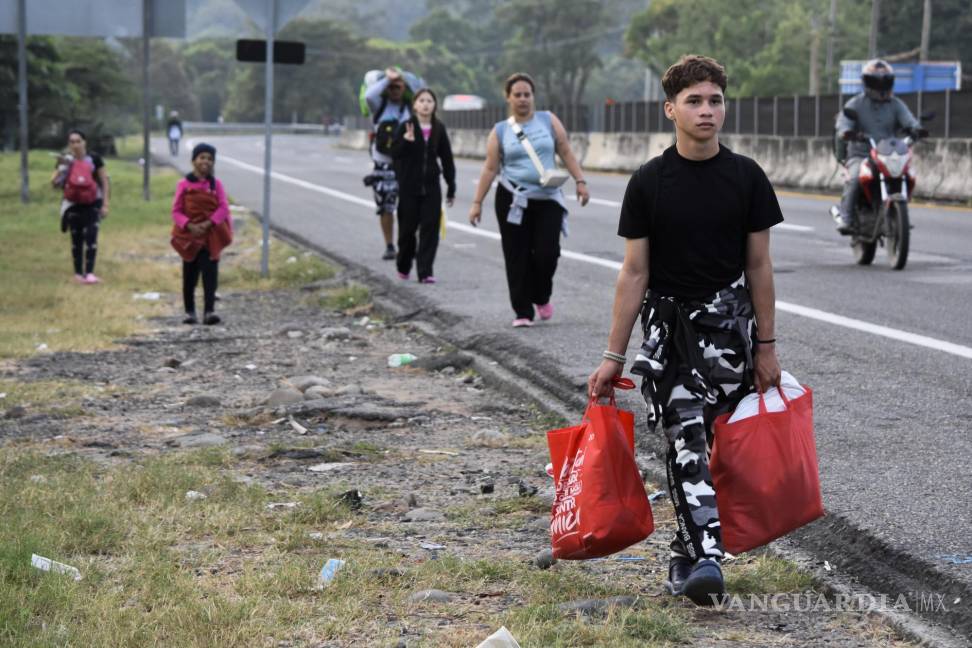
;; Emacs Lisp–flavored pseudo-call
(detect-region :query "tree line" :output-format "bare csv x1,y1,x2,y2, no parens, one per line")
2,0,967,149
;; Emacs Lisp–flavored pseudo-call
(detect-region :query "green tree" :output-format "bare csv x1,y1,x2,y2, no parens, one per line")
879,0,972,82
625,0,869,97
183,40,238,121
496,0,612,104
57,38,138,138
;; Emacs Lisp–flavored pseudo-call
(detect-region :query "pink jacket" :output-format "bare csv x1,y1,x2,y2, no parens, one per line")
171,175,231,230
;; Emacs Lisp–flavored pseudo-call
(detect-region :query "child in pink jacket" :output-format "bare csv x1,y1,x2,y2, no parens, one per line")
171,143,232,325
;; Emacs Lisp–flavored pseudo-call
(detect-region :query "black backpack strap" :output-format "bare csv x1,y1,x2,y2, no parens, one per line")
372,96,388,125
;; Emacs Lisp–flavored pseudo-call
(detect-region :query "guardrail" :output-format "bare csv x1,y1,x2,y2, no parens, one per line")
183,121,336,135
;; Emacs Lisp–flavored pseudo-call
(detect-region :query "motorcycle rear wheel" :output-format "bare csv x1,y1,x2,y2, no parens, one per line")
886,201,910,270
852,238,876,265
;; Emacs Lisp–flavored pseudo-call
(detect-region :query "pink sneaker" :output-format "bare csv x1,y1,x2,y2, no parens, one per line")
419,276,437,284
83,273,100,284
512,318,534,328
73,274,86,284
397,272,410,280
536,302,553,321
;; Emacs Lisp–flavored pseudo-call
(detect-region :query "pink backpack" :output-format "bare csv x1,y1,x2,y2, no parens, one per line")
64,158,98,204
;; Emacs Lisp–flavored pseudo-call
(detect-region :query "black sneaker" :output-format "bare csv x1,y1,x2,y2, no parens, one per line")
203,312,221,326
664,556,693,596
382,245,396,261
183,313,198,325
681,558,726,606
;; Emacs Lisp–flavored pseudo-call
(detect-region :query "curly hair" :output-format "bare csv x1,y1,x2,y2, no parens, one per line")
661,55,727,100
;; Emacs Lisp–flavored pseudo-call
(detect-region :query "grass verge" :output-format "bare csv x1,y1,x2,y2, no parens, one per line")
0,151,334,359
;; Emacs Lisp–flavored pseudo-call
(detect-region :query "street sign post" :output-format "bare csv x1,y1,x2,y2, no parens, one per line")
231,0,311,278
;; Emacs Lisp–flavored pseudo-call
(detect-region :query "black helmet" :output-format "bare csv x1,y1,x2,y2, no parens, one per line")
862,59,894,101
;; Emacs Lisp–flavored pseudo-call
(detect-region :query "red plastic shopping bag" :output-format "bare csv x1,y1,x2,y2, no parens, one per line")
546,378,654,560
711,386,824,554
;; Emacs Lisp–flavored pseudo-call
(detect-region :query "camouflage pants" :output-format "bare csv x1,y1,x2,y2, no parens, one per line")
370,162,399,216
632,277,755,562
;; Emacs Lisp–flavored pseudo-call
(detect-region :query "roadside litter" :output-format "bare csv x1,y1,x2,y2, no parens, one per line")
266,502,298,510
475,626,521,648
420,542,446,551
317,558,345,588
648,490,666,502
133,291,161,301
288,415,308,435
387,353,417,368
418,449,459,456
31,554,82,581
185,490,207,501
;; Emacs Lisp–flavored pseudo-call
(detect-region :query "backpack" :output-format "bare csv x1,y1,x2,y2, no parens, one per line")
64,157,98,204
373,115,397,156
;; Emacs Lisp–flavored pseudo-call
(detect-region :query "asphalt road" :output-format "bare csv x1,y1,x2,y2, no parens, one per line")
158,133,972,632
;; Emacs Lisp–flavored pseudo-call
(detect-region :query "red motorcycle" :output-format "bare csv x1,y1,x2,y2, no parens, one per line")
830,108,928,270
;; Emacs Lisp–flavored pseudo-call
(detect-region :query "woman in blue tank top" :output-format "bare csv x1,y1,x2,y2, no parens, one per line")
468,73,590,328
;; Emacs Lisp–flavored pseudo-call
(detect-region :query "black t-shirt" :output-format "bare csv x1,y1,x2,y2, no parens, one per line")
617,144,783,301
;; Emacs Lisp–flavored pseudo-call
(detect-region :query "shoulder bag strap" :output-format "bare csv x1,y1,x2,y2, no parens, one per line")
507,115,548,177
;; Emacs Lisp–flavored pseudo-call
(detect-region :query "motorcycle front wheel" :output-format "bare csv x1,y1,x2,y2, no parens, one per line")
852,238,876,265
886,201,910,270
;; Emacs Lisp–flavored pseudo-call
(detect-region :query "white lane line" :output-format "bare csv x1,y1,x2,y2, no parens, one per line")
778,223,815,232
774,302,972,359
217,155,972,360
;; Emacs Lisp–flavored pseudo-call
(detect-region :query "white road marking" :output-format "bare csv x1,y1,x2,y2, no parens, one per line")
777,223,815,232
217,154,972,361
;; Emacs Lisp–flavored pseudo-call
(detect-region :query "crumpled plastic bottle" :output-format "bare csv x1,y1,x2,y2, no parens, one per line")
387,353,417,368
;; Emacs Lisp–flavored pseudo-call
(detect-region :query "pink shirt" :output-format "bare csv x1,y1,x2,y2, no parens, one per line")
171,176,231,230
421,126,432,141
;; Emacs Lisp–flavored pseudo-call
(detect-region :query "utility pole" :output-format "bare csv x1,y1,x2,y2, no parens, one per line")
261,0,275,278
809,16,821,96
920,0,932,61
17,0,28,204
825,0,838,93
142,0,151,201
868,0,880,58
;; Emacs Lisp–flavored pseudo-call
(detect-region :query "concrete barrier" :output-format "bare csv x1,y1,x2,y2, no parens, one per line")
338,129,971,202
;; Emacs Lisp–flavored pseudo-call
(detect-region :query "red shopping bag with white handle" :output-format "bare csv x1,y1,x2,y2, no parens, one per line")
711,386,824,554
546,377,654,560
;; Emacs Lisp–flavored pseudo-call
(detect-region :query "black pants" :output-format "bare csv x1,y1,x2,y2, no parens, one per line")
68,207,100,275
495,185,563,320
397,189,441,280
183,248,219,315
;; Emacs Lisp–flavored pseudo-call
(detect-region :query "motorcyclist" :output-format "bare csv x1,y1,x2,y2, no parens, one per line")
833,59,920,235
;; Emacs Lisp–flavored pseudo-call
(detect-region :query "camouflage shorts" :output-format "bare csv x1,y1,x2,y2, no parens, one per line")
370,163,398,215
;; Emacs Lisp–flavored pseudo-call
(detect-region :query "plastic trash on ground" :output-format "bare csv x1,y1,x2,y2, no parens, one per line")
475,626,521,648
727,370,806,423
185,490,207,501
387,353,417,368
31,554,82,581
317,558,345,588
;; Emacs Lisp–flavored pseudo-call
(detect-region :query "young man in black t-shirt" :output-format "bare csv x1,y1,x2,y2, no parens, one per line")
588,55,784,606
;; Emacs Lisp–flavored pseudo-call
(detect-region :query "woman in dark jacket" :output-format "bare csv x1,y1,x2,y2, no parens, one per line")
390,88,456,284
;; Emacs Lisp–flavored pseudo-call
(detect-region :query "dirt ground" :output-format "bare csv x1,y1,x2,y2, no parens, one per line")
0,270,918,648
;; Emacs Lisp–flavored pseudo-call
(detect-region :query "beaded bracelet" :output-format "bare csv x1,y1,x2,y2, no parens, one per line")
602,350,626,363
